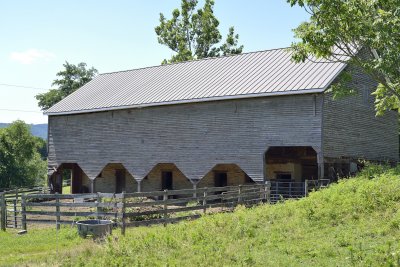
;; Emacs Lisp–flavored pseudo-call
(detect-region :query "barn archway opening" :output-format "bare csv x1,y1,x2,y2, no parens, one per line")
141,163,192,192
264,146,318,182
49,163,88,194
95,163,137,193
197,164,255,188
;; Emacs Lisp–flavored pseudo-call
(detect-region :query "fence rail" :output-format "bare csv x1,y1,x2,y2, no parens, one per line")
0,184,270,234
0,180,329,234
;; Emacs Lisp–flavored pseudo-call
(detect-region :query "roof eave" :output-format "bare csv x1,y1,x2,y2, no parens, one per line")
45,88,326,116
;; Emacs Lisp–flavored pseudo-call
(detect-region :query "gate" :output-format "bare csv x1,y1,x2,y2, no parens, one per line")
268,179,330,203
0,188,49,230
5,197,22,229
0,191,23,230
268,181,306,203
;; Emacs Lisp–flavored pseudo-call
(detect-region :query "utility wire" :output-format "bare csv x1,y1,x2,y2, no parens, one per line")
0,83,49,91
0,108,42,113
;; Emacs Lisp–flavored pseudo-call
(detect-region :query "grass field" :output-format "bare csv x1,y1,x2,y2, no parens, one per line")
0,227,92,266
1,164,400,266
62,185,71,194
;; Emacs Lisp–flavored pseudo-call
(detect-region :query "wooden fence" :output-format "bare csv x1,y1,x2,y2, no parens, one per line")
0,187,49,231
0,184,269,234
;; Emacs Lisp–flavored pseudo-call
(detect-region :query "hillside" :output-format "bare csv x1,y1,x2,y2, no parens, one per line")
1,164,399,266
0,123,47,139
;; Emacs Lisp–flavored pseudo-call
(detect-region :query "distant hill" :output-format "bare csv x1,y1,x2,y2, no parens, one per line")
0,123,48,139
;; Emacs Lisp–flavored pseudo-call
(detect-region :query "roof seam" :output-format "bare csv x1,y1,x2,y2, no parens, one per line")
99,47,291,76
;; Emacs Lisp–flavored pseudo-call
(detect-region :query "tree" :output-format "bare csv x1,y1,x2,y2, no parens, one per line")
0,121,47,189
36,62,98,110
287,0,400,115
155,0,244,64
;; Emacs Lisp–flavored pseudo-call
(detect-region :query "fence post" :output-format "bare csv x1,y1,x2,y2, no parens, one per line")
163,190,168,227
96,192,101,219
265,182,271,204
113,193,118,223
238,185,242,205
55,193,60,230
304,180,308,196
203,188,208,214
276,182,279,196
15,188,19,203
13,199,17,228
1,193,6,231
259,184,264,203
21,194,27,231
121,191,126,236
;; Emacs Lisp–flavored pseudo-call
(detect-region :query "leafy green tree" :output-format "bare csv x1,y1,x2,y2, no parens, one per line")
34,137,48,159
155,0,244,64
287,0,400,115
0,121,47,189
36,62,98,110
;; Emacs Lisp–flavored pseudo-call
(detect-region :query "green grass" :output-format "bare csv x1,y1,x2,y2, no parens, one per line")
2,164,400,266
63,185,71,194
0,227,92,266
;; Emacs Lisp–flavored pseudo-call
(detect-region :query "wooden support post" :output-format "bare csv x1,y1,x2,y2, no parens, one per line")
193,183,197,199
121,191,126,236
96,192,101,220
316,151,324,179
238,185,242,205
1,193,6,231
21,194,27,231
163,190,168,226
13,199,17,228
55,193,60,230
203,188,208,214
90,180,95,193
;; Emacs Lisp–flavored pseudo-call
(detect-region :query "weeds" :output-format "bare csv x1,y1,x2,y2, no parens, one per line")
2,164,400,266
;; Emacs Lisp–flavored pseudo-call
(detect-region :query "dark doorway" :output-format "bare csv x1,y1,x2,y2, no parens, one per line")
72,165,83,193
161,171,173,190
115,169,126,193
276,173,292,180
265,146,318,181
50,173,63,194
214,172,228,187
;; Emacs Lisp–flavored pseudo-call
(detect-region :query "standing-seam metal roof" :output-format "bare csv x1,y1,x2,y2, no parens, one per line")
45,47,348,115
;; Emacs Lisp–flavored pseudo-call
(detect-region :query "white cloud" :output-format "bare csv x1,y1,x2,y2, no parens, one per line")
9,49,55,64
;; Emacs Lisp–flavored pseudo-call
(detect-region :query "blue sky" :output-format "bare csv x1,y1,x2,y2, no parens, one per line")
0,1,308,124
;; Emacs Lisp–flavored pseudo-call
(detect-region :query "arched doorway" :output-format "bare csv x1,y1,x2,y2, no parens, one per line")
49,163,89,194
265,146,318,182
264,146,318,200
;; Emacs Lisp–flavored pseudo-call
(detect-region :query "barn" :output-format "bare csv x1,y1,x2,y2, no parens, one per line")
45,48,398,194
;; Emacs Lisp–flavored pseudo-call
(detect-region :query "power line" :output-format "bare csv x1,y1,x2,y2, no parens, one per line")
0,83,49,91
0,108,43,113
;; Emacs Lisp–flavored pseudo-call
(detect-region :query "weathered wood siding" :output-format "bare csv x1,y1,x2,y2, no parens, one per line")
48,94,323,183
323,66,399,162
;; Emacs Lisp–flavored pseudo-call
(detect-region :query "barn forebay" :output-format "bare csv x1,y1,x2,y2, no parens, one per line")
45,48,398,194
